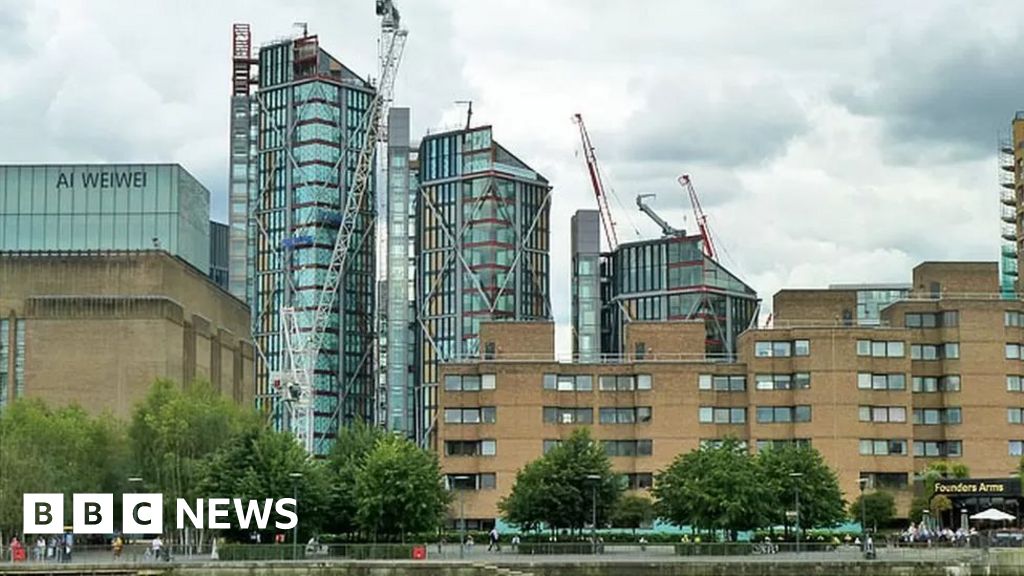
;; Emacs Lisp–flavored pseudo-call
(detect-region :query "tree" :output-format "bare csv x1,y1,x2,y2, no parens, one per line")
654,438,771,538
849,491,896,531
198,425,327,541
0,399,129,538
910,461,969,524
756,444,846,533
322,421,387,537
611,493,654,534
354,434,450,540
499,428,622,534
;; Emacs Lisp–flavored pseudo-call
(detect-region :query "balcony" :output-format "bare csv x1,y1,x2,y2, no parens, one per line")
1003,223,1018,242
1003,188,1017,205
1003,205,1018,223
1003,244,1019,259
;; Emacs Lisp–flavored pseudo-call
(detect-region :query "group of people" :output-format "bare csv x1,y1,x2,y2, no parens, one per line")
6,535,74,563
898,522,977,544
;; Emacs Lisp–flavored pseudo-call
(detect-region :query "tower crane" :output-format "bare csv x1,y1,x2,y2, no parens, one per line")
278,0,408,454
635,194,684,237
572,113,618,252
677,174,716,259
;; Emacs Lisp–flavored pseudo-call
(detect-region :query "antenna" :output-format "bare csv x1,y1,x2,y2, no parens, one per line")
455,100,473,130
293,22,308,37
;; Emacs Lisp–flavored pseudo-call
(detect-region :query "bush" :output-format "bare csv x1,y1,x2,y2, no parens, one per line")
217,544,304,561
518,542,603,555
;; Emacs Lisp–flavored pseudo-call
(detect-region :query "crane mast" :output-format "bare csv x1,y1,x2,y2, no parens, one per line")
677,174,716,259
279,0,408,454
572,113,618,252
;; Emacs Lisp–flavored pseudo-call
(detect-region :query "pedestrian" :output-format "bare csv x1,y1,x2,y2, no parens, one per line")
34,537,45,562
639,536,648,552
62,533,73,564
112,535,124,560
487,527,501,552
465,534,474,552
511,534,520,552
9,537,25,563
151,535,163,562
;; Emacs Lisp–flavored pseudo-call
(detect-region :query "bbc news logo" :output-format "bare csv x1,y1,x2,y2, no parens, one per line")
24,494,297,534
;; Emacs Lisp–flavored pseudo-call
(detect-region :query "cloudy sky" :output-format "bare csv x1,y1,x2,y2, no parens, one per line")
1,0,1019,352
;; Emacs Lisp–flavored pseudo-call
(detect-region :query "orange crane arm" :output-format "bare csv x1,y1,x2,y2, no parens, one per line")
573,113,618,251
678,174,716,259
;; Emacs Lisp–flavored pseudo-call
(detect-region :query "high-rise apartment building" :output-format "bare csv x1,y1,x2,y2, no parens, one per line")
571,210,602,362
438,260,1023,528
382,108,418,435
238,29,378,453
1001,113,1024,296
415,125,551,445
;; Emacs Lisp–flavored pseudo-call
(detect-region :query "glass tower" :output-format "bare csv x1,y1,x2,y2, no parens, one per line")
571,210,602,362
248,34,377,454
415,126,551,444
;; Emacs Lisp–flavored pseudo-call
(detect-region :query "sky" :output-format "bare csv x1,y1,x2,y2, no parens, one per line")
0,0,1020,353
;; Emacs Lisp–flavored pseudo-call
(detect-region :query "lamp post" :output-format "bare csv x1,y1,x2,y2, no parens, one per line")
789,472,803,554
288,472,303,561
857,478,868,553
453,475,470,559
585,474,601,555
127,477,143,549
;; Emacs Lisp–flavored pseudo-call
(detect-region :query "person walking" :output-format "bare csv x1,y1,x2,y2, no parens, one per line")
112,536,124,560
34,537,45,562
150,535,163,562
487,527,501,552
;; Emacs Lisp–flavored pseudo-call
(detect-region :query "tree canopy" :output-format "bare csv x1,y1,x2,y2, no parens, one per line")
756,444,846,532
499,428,622,533
653,438,771,536
850,491,896,531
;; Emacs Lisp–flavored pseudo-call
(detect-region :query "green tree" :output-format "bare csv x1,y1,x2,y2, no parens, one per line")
0,399,129,538
499,428,622,534
756,444,846,533
198,425,327,541
910,461,969,524
611,493,654,534
654,438,771,538
849,491,896,531
322,421,387,537
354,434,450,540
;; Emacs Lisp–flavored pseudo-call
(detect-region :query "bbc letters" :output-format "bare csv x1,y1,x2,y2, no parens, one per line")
24,494,297,534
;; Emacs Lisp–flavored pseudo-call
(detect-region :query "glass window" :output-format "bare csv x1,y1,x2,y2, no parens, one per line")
857,340,871,356
755,342,772,357
445,375,462,391
772,342,792,357
577,375,593,391
888,342,905,357
1011,441,1024,457
1010,375,1023,392
480,440,496,456
731,408,746,423
543,374,556,390
637,374,652,390
944,343,959,359
482,374,496,390
698,407,713,423
481,407,496,423
698,374,712,390
444,409,462,423
480,473,496,489
794,340,810,356
462,375,481,391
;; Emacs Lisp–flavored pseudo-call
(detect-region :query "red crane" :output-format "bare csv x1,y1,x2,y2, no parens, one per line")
677,174,716,259
573,113,618,252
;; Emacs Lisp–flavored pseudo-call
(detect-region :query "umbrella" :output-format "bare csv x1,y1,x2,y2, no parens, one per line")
970,508,1015,522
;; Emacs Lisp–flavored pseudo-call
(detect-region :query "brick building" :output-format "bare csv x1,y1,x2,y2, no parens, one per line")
0,251,254,417
437,261,1024,529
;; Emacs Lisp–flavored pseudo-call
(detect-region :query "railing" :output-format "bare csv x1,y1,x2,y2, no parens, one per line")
444,352,733,365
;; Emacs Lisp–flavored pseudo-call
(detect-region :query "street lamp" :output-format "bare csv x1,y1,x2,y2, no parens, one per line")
288,472,303,561
857,478,869,553
789,472,803,554
585,474,601,555
452,475,470,559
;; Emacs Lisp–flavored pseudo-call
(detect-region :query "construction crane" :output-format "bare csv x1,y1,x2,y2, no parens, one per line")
677,174,716,259
635,194,684,237
455,100,473,130
278,0,408,454
572,113,618,252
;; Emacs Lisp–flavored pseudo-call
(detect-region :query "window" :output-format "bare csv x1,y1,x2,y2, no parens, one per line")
914,440,962,457
599,375,638,391
1010,375,1024,392
1011,441,1024,457
857,340,905,358
445,439,496,456
913,408,961,425
637,374,653,390
701,438,749,450
542,439,561,454
444,407,497,424
543,407,593,424
599,407,652,424
1010,408,1024,424
447,473,497,491
755,340,809,357
857,373,906,390
698,406,746,424
755,373,811,390
700,374,746,391
859,406,907,423
859,472,909,490
913,375,960,393
911,343,960,360
604,439,653,457
445,374,490,391
1009,344,1023,360
624,473,654,490
905,311,958,328
756,405,812,423
859,439,908,456
1007,311,1024,327
544,374,592,391
756,439,811,452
